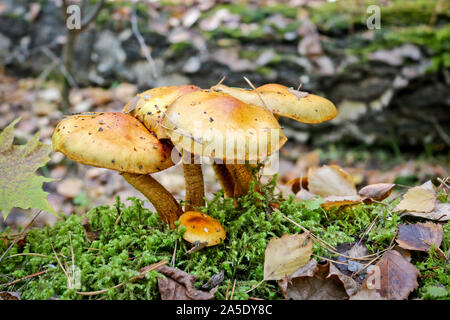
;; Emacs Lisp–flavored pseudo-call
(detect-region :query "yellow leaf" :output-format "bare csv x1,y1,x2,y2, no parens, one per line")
264,233,313,281
394,181,436,213
308,165,357,197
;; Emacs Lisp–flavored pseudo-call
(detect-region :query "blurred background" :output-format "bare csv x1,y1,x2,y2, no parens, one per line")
0,0,449,229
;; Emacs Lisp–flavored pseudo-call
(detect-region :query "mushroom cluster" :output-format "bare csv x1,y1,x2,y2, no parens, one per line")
52,81,337,247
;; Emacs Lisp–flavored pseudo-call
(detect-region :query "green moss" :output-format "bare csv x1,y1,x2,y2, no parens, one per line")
310,0,449,32
1,178,448,300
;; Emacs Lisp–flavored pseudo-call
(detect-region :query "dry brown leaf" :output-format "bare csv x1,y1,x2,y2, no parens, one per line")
374,250,420,300
394,181,436,213
396,222,443,252
278,261,350,300
308,165,357,197
359,183,396,203
321,195,362,209
350,287,386,300
264,233,313,281
156,265,217,300
401,201,449,221
328,263,361,296
0,291,21,300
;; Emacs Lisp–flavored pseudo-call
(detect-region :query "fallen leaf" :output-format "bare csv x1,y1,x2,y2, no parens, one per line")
278,260,349,300
359,183,395,203
394,181,436,213
202,270,224,290
350,287,386,300
328,263,361,296
401,201,449,221
156,265,217,300
0,118,55,218
321,195,362,209
373,250,420,300
264,233,313,281
333,242,369,277
308,165,357,198
0,291,21,300
396,222,443,252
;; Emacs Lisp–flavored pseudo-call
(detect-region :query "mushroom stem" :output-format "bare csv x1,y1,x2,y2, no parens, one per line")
182,153,205,212
212,163,235,198
121,172,182,229
226,164,255,197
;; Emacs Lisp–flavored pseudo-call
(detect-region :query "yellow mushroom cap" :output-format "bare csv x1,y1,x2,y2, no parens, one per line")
162,90,287,162
123,85,200,139
178,211,226,247
211,83,337,124
52,112,174,174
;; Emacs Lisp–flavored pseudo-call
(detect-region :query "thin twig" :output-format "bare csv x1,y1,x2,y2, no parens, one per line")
243,76,270,112
81,0,105,29
171,240,177,268
225,280,231,300
313,254,349,265
51,244,72,288
245,279,264,294
41,47,78,88
131,2,158,78
69,232,75,283
0,270,47,289
216,76,226,87
0,210,42,264
357,215,378,246
279,212,380,261
230,279,237,300
6,253,52,259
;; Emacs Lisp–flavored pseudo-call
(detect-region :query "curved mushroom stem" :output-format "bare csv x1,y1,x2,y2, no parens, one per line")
212,163,235,198
120,172,183,229
226,164,255,197
182,153,205,212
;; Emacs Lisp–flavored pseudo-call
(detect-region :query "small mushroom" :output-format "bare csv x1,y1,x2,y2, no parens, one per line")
178,211,226,247
52,112,182,228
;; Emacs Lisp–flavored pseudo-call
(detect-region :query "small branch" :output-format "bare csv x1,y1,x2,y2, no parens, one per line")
0,270,47,289
0,210,42,264
51,244,72,288
131,2,158,79
41,46,78,89
81,0,105,30
229,279,237,300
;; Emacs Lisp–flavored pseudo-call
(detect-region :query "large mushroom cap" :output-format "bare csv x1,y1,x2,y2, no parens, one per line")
123,85,200,139
211,83,337,124
52,112,174,174
162,90,287,162
178,211,226,247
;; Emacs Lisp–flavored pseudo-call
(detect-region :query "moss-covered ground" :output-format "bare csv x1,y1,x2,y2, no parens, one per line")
1,178,448,300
